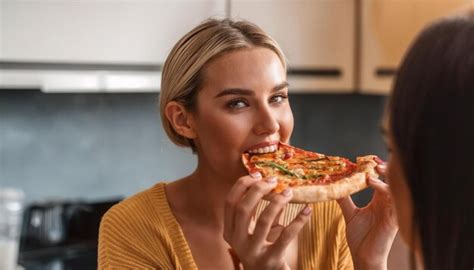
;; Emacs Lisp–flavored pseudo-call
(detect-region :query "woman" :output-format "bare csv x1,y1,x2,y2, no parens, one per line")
98,18,393,269
339,13,474,270
387,13,473,269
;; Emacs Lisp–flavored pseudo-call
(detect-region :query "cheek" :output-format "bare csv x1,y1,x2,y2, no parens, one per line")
279,106,294,143
387,156,414,248
198,114,243,144
194,110,250,156
194,112,252,176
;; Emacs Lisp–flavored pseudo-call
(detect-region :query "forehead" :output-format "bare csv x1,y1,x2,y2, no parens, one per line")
200,47,286,91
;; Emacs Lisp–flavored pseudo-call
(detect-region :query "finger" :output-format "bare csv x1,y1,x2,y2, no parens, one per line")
270,205,284,228
336,196,358,224
269,205,312,258
227,173,263,204
224,173,262,243
374,156,387,165
376,164,387,179
233,177,278,244
251,188,293,246
368,176,390,192
260,192,286,227
367,176,392,199
367,177,398,222
267,200,285,243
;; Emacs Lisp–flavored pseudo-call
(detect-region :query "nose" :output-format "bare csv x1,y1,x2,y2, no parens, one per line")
253,104,279,136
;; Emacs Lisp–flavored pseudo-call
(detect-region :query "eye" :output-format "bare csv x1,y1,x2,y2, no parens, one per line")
270,94,288,104
227,98,248,109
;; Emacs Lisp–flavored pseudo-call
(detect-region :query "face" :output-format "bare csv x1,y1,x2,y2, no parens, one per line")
190,47,293,180
382,116,420,253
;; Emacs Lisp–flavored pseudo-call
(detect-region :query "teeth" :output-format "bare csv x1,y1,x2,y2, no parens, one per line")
249,145,277,154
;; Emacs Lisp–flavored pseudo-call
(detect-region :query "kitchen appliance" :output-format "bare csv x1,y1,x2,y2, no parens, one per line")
18,198,121,270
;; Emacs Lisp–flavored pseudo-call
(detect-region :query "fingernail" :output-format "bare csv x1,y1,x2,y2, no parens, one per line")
302,206,312,215
266,177,277,183
374,156,386,164
250,172,262,179
282,188,292,197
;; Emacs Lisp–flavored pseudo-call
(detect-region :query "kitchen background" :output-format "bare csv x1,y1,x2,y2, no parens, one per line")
1,0,471,269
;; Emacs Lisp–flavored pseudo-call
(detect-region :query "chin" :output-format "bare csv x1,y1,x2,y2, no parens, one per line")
398,221,422,256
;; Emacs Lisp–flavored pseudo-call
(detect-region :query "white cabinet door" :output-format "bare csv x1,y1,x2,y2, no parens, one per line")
0,0,226,64
231,0,355,93
360,0,471,95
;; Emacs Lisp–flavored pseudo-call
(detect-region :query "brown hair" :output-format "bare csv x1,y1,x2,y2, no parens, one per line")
159,18,286,151
388,12,474,269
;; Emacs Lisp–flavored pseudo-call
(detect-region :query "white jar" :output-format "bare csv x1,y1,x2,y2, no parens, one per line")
0,188,25,270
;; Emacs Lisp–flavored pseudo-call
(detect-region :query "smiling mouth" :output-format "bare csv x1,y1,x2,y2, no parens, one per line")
247,144,278,154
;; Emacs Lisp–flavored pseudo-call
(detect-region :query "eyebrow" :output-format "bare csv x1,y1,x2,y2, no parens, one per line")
214,81,289,98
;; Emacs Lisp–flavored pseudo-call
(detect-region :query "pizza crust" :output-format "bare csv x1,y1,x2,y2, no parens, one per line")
290,155,378,203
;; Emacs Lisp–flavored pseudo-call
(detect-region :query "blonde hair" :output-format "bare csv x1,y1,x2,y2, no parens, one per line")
159,18,286,150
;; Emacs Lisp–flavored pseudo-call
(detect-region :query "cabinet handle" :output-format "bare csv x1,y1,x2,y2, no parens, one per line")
288,68,341,78
375,67,397,78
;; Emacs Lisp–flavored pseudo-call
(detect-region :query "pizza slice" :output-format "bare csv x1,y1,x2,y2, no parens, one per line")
242,142,379,203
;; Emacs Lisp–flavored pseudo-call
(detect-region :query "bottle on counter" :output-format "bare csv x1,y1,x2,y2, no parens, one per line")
0,188,25,270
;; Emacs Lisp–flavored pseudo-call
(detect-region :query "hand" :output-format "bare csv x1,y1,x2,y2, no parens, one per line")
337,158,399,270
224,173,312,270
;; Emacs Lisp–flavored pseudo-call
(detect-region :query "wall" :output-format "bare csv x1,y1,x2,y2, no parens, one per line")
0,91,387,205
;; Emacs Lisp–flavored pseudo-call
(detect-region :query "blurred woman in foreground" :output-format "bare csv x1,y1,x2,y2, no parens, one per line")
376,12,473,269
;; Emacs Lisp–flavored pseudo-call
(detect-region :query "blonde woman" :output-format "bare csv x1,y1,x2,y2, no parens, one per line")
98,19,396,269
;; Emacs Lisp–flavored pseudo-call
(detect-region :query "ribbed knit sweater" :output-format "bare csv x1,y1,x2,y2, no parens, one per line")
98,183,353,269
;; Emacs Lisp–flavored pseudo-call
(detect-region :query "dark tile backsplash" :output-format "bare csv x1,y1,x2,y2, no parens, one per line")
0,90,387,205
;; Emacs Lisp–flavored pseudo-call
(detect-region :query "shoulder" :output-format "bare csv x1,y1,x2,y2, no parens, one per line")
98,183,176,268
99,182,174,244
101,183,169,229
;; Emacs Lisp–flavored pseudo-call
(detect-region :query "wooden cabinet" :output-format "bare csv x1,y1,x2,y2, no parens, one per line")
231,0,355,93
0,1,226,64
359,0,472,94
0,0,226,92
1,0,471,93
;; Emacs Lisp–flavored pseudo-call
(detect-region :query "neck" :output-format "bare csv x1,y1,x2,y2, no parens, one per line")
414,245,424,270
168,160,242,229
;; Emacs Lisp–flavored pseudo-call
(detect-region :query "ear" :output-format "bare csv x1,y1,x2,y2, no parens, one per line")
164,101,197,140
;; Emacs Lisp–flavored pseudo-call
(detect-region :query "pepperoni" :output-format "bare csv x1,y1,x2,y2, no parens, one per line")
283,151,293,160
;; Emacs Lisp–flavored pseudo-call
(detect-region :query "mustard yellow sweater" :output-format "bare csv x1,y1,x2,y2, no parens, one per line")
98,183,353,269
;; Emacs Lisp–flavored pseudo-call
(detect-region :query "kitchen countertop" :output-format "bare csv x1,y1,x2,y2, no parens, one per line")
19,242,97,270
